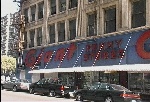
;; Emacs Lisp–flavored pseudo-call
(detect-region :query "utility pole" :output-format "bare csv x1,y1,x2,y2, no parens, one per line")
12,0,26,69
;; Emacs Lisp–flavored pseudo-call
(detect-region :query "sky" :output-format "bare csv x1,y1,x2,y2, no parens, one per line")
1,0,19,17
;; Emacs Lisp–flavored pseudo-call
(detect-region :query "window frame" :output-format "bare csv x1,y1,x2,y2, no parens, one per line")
29,29,35,48
38,2,44,19
69,19,76,40
30,5,36,22
87,12,97,37
104,7,116,34
37,27,42,46
49,24,55,44
58,22,65,42
131,0,146,28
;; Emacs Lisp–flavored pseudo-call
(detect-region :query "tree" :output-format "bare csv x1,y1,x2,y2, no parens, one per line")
1,55,16,73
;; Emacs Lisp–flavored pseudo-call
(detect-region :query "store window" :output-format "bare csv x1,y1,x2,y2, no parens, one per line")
104,7,116,33
129,73,150,93
29,29,35,48
31,5,36,21
131,0,146,28
58,22,65,42
37,27,42,46
50,0,56,15
24,8,28,23
99,72,119,84
87,12,97,37
59,0,66,12
69,19,76,40
49,24,55,44
38,2,44,19
69,0,78,9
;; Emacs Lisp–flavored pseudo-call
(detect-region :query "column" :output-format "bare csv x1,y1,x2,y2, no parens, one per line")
56,0,59,14
34,28,37,47
120,0,129,30
146,0,150,27
55,23,58,43
35,4,38,21
65,20,69,41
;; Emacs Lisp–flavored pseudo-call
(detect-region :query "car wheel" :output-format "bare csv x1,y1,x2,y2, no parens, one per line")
29,88,34,94
104,96,113,102
13,86,17,92
49,90,56,97
75,94,83,101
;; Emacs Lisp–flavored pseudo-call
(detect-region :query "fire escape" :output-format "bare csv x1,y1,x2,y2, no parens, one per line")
12,0,27,69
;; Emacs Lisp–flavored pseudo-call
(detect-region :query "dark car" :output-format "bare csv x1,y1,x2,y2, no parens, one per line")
74,82,142,102
1,79,31,92
29,78,76,97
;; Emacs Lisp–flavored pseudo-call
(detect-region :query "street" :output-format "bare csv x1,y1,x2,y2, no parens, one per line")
1,89,76,102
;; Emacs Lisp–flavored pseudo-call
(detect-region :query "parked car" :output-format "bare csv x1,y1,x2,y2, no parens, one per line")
1,79,31,92
29,78,76,98
74,82,142,102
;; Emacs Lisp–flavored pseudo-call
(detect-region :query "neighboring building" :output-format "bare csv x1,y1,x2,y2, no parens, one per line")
18,0,150,93
1,13,19,57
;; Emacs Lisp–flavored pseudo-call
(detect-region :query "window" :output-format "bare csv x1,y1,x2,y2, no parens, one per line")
87,12,97,37
37,27,42,46
69,0,77,9
69,19,76,40
50,0,56,15
88,0,95,2
59,0,66,12
49,24,55,44
58,22,65,42
38,2,44,19
29,29,35,48
23,32,27,49
131,0,146,28
24,8,28,23
31,5,36,21
104,7,116,33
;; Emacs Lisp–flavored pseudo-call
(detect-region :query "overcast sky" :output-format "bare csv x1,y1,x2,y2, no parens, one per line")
1,0,19,17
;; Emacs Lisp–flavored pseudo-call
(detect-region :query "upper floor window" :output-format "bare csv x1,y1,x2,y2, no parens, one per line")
58,22,65,42
59,0,66,12
49,24,55,44
131,0,146,28
31,5,36,21
38,2,44,19
87,12,97,37
88,0,95,2
104,7,116,33
69,0,78,9
69,19,76,40
50,0,56,15
23,32,27,49
29,29,35,48
24,8,28,23
37,27,42,46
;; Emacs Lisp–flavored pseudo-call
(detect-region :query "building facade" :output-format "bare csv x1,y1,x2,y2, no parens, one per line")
18,0,150,93
1,13,19,57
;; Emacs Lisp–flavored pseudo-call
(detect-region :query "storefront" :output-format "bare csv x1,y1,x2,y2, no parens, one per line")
16,28,150,92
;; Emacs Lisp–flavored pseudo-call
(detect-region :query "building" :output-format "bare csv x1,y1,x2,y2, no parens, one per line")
17,0,150,93
1,13,19,57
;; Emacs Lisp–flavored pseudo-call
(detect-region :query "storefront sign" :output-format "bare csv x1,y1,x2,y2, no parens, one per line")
83,39,125,61
25,43,77,67
136,30,150,59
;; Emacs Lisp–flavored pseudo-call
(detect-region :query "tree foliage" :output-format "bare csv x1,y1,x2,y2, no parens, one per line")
1,55,16,72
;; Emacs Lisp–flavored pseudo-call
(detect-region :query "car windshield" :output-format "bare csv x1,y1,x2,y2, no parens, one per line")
110,84,131,91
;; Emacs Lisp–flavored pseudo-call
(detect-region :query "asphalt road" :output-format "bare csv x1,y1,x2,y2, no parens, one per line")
1,89,77,102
